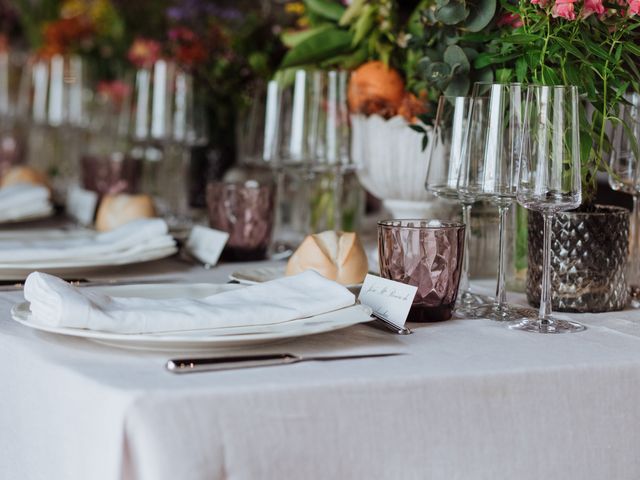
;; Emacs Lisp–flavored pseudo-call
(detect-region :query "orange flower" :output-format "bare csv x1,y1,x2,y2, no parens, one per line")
127,38,162,68
39,17,93,58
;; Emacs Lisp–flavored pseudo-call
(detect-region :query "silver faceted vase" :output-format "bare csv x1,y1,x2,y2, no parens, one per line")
526,205,629,313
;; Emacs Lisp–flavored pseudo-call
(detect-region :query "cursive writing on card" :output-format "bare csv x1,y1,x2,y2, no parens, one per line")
358,274,417,327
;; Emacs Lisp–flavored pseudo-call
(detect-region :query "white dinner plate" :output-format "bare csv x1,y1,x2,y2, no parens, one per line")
0,207,55,225
230,266,363,289
0,246,178,279
11,283,373,352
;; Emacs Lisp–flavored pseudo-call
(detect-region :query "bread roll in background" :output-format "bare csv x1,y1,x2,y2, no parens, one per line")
286,231,368,285
95,193,156,231
1,166,50,189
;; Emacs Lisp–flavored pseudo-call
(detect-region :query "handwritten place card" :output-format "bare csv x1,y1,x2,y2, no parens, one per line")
66,186,98,226
186,225,229,266
358,274,417,327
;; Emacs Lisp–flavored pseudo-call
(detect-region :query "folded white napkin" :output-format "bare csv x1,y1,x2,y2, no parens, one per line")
0,218,174,263
23,270,356,334
0,184,53,222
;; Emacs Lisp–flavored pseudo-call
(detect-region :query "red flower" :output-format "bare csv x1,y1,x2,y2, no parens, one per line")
630,0,640,15
127,38,162,68
97,80,131,110
168,27,207,69
497,12,524,27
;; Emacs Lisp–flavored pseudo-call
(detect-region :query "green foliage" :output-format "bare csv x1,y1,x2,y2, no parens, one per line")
479,0,640,203
408,0,499,107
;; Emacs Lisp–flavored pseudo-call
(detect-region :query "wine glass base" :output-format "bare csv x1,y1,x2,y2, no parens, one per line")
509,317,586,334
454,291,494,317
470,303,538,321
630,286,640,309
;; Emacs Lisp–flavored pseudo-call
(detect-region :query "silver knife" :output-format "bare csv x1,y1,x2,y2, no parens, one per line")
166,352,402,373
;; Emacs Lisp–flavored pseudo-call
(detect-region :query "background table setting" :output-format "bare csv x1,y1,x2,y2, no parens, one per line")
1,1,640,480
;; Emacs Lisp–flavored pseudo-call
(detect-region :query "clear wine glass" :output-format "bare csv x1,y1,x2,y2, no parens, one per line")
511,85,584,333
609,92,640,307
17,54,89,197
458,83,536,321
426,95,492,315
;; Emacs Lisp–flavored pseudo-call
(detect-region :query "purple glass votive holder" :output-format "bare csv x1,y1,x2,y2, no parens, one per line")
378,219,465,322
206,180,276,261
80,153,141,196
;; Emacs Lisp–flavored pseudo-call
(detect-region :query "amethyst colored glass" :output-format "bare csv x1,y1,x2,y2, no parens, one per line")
0,129,25,180
80,154,141,195
378,220,465,322
206,181,276,261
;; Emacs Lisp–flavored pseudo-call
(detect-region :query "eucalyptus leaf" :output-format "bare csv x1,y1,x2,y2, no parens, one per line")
464,0,496,32
427,62,452,81
435,1,468,25
445,75,470,96
444,45,470,74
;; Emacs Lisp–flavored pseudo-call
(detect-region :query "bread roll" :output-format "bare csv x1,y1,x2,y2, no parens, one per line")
1,166,49,189
95,193,156,231
286,231,368,285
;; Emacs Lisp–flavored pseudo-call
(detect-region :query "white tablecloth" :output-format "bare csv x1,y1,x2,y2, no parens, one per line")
2,257,640,480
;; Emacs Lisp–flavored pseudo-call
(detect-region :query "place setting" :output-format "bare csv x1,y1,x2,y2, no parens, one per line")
2,2,640,478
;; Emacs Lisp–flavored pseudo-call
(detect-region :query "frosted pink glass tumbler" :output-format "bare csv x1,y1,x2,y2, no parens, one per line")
378,220,465,322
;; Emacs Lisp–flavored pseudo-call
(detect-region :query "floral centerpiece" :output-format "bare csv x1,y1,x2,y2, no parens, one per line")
279,0,500,217
480,0,640,311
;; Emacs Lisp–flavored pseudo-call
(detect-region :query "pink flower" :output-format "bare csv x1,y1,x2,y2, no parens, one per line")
552,0,577,19
497,12,524,27
583,0,605,16
629,0,640,15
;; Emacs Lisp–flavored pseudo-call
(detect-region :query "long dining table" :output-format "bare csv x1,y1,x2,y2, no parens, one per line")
2,255,640,480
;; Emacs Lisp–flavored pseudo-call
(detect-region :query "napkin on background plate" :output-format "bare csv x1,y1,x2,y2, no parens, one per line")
0,218,174,263
23,270,356,334
0,184,53,223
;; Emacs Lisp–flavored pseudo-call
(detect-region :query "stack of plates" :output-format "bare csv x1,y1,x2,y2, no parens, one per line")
0,219,177,278
0,184,54,224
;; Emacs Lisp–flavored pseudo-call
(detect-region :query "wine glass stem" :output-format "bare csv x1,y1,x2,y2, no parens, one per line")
460,202,473,297
495,204,510,308
539,212,553,323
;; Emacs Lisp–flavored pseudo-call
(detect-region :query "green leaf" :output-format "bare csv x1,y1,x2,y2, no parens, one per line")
351,4,375,46
427,62,452,83
515,56,527,83
464,0,496,32
495,68,512,83
281,24,333,48
502,33,540,44
410,124,427,134
339,0,366,26
445,75,470,96
280,28,353,68
408,0,429,36
435,1,468,25
444,45,470,74
304,0,346,22
625,41,640,57
421,134,429,151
